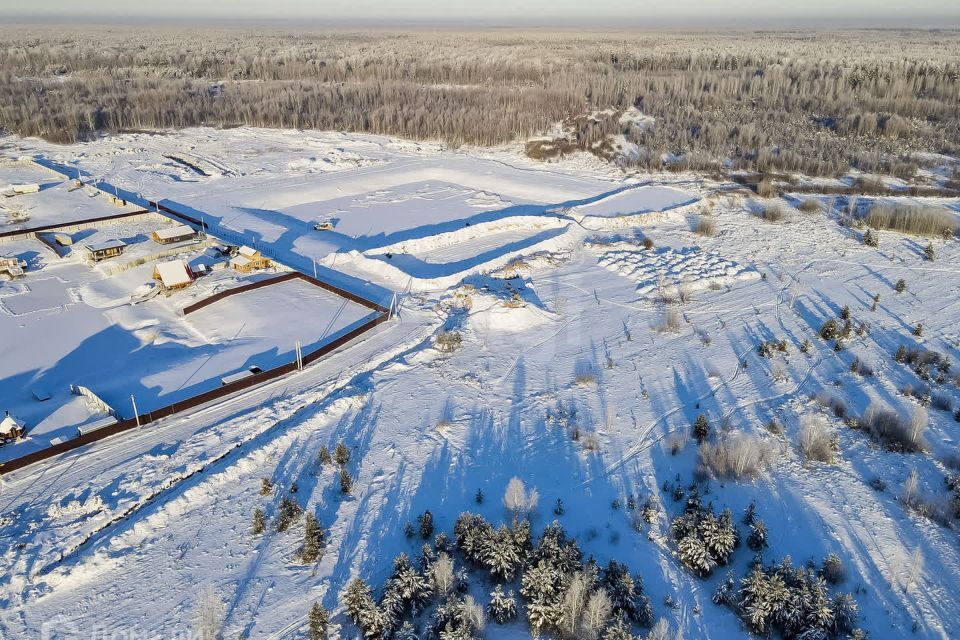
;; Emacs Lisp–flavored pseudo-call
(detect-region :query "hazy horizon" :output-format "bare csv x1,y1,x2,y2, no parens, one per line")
4,0,960,29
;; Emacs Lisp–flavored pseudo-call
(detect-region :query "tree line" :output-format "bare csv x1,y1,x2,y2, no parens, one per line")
1,27,958,177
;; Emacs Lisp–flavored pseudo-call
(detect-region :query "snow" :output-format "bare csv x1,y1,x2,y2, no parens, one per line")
571,185,697,218
0,127,958,640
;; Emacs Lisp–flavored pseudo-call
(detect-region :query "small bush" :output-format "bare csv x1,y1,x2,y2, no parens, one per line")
756,177,777,197
642,237,655,250
699,432,776,479
436,331,463,353
798,198,822,213
815,392,848,419
655,306,682,333
895,278,907,293
695,215,716,237
799,415,838,464
757,203,786,222
865,203,958,237
857,403,926,452
821,553,847,584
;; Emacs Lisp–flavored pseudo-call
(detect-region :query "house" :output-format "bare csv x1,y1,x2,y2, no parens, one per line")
151,224,197,245
153,259,193,291
0,255,27,278
229,246,270,273
85,239,127,262
108,195,127,207
0,412,26,443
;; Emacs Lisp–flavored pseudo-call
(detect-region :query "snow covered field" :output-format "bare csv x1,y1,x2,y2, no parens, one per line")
0,128,959,639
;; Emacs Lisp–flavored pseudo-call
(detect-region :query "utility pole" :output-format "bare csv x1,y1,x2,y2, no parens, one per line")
131,395,140,428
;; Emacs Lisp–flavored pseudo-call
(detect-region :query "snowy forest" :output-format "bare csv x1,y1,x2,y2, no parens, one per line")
1,28,959,177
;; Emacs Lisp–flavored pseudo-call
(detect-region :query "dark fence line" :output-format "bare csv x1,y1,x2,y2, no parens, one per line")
181,272,300,315
0,209,152,239
0,310,389,475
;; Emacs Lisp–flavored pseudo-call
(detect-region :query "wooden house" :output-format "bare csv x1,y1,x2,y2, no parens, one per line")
0,413,26,442
229,246,270,273
85,239,127,262
151,224,197,245
153,259,193,291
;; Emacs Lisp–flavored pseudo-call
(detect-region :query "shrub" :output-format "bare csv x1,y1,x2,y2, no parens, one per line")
757,203,786,222
655,307,682,333
865,203,958,237
259,477,273,496
756,177,777,197
820,318,839,340
695,215,716,236
863,228,878,246
895,278,907,293
698,432,776,479
798,198,822,213
642,237,655,250
815,392,848,419
436,331,463,353
857,403,926,452
799,415,839,464
821,553,847,584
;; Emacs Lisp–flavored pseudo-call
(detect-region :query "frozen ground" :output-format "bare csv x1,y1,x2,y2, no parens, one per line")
0,128,958,639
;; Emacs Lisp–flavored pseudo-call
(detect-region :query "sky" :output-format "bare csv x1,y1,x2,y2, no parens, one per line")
4,0,960,27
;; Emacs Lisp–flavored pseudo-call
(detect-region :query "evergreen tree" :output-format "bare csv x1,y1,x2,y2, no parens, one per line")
300,513,325,563
252,507,266,535
474,488,484,504
418,510,435,539
747,520,768,551
334,442,351,466
601,616,634,640
342,578,375,625
384,553,432,614
275,496,302,533
693,413,710,444
308,602,329,640
925,243,935,261
318,445,332,466
895,278,907,293
487,585,518,624
340,468,353,494
394,622,418,640
259,477,273,496
895,345,907,363
481,525,522,581
677,534,716,576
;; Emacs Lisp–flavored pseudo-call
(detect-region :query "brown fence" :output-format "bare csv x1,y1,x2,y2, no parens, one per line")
0,209,151,240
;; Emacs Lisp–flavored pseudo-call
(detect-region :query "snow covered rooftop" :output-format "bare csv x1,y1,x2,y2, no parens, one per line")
0,413,25,436
84,239,127,252
153,224,195,241
229,255,253,268
154,259,192,288
238,246,259,258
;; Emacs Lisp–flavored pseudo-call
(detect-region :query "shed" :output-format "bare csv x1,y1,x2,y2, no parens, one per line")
0,255,27,278
151,224,197,245
0,413,26,442
230,246,270,273
85,239,127,262
54,233,73,246
12,183,40,194
153,259,193,290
